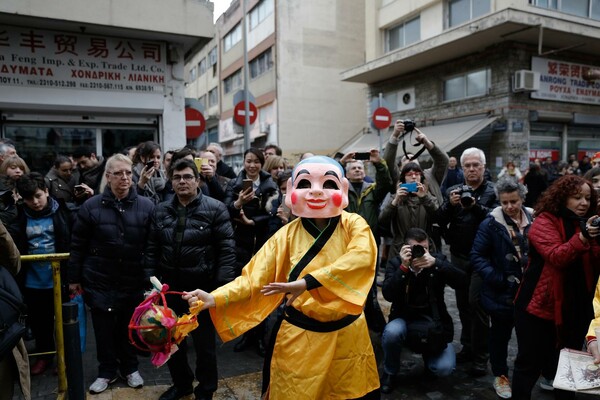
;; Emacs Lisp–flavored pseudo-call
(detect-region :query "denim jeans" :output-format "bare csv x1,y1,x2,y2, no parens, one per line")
382,318,456,377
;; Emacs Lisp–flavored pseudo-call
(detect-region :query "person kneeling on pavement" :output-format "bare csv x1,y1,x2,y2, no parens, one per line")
380,228,466,394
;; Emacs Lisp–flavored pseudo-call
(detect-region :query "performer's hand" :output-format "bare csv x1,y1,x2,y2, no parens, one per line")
183,289,215,309
261,279,307,306
589,340,600,364
69,283,82,294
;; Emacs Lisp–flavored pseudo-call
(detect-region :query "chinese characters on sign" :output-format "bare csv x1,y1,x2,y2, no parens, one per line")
0,27,166,93
532,56,600,105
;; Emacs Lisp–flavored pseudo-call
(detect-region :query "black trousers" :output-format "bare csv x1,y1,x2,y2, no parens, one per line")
166,297,217,397
24,287,55,360
91,305,138,379
512,309,576,400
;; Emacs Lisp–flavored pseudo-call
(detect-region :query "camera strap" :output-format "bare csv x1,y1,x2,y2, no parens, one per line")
401,131,427,161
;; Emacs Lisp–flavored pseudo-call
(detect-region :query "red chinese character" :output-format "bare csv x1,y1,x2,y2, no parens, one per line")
548,62,558,75
570,65,581,78
55,35,78,56
115,41,135,59
88,38,109,58
0,30,9,47
559,63,569,76
20,30,45,53
141,43,161,62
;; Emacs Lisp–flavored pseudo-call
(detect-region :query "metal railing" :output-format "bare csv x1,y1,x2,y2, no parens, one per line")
20,253,70,400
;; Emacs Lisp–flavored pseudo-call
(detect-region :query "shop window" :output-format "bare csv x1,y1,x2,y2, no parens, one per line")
385,16,420,52
443,68,490,101
449,0,490,27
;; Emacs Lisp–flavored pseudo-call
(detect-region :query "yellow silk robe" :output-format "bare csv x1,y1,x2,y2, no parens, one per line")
210,211,379,399
587,277,600,339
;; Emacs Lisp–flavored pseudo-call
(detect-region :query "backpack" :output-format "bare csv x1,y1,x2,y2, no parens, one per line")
0,266,27,360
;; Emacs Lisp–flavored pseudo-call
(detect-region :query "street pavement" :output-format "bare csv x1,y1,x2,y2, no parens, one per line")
15,273,560,400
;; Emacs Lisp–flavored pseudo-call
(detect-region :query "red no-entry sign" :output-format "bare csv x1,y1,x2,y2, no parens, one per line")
234,101,258,126
185,107,206,139
372,107,392,130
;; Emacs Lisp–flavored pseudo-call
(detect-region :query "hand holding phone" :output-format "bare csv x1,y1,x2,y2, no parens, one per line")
354,152,371,161
74,185,85,195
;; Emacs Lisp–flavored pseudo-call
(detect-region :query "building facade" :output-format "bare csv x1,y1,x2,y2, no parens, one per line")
342,0,600,176
0,0,213,173
185,0,367,169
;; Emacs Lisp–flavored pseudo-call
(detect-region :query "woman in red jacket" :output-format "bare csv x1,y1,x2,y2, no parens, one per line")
512,175,600,399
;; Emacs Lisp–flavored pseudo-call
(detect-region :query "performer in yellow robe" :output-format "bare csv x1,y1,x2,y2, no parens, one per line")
587,276,600,364
184,156,380,399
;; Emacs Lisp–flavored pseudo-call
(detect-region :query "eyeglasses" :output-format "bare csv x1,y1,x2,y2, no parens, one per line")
404,171,421,177
172,174,196,182
108,170,133,178
463,162,482,169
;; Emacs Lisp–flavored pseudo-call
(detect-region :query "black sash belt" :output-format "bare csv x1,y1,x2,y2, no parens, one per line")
283,306,359,333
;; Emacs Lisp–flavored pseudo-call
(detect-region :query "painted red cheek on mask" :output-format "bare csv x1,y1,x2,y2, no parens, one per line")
291,191,298,205
332,193,342,207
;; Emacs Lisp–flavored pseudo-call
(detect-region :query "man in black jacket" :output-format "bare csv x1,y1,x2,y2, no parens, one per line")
146,158,236,400
380,228,465,394
436,147,498,377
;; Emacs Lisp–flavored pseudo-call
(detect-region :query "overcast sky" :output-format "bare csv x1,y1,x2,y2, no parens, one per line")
212,0,231,23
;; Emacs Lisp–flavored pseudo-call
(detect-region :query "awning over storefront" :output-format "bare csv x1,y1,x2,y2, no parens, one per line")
336,116,498,156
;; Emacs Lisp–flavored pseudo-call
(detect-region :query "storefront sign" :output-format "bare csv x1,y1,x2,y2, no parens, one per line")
529,149,559,161
0,26,166,93
578,150,597,160
531,56,600,105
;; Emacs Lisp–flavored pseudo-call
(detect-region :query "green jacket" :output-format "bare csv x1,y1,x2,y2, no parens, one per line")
345,160,393,237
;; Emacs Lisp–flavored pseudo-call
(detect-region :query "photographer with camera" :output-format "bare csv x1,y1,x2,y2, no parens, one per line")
380,228,465,394
436,147,498,377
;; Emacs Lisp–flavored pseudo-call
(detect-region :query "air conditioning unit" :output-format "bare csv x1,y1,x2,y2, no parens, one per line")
259,123,270,134
513,70,540,92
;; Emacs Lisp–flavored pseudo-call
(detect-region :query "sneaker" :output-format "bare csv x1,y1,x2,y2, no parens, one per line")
539,377,554,391
126,371,144,388
89,376,117,394
493,375,512,399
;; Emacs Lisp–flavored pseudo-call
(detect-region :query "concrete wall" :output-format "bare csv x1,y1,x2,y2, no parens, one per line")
277,0,367,158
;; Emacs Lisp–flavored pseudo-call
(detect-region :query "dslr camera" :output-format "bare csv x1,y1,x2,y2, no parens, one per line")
403,119,415,133
591,217,600,227
411,244,426,259
456,185,475,207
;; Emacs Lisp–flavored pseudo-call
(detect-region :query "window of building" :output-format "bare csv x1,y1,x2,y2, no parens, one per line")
208,46,217,66
443,68,490,101
249,0,274,30
250,48,273,79
189,66,197,82
532,0,600,19
224,23,242,52
198,94,207,109
449,0,491,27
198,58,207,76
385,16,420,52
208,87,218,106
224,69,243,94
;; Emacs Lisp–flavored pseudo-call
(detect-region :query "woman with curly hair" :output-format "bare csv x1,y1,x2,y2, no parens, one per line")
512,175,600,399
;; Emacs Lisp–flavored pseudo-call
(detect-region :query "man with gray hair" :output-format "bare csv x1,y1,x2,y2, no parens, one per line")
206,142,236,179
0,142,17,163
436,147,498,377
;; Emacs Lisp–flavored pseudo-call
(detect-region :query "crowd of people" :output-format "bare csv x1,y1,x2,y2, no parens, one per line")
1,125,600,400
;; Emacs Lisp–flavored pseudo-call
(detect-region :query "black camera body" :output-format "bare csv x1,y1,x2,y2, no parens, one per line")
403,119,415,133
456,185,475,207
411,244,426,259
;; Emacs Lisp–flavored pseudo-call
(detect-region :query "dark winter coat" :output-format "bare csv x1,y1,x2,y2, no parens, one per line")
224,170,278,268
45,168,76,203
471,206,533,316
437,180,498,258
145,192,236,292
68,187,154,311
382,254,465,344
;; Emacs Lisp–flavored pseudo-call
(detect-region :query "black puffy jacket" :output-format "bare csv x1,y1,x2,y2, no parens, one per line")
145,193,236,292
68,187,154,311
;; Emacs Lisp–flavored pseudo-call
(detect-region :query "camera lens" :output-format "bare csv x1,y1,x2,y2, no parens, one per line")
411,244,425,259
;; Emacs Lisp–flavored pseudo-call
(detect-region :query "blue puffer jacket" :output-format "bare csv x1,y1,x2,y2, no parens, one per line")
471,206,533,316
68,187,154,311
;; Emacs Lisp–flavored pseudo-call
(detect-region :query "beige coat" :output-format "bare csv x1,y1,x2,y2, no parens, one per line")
0,221,30,400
